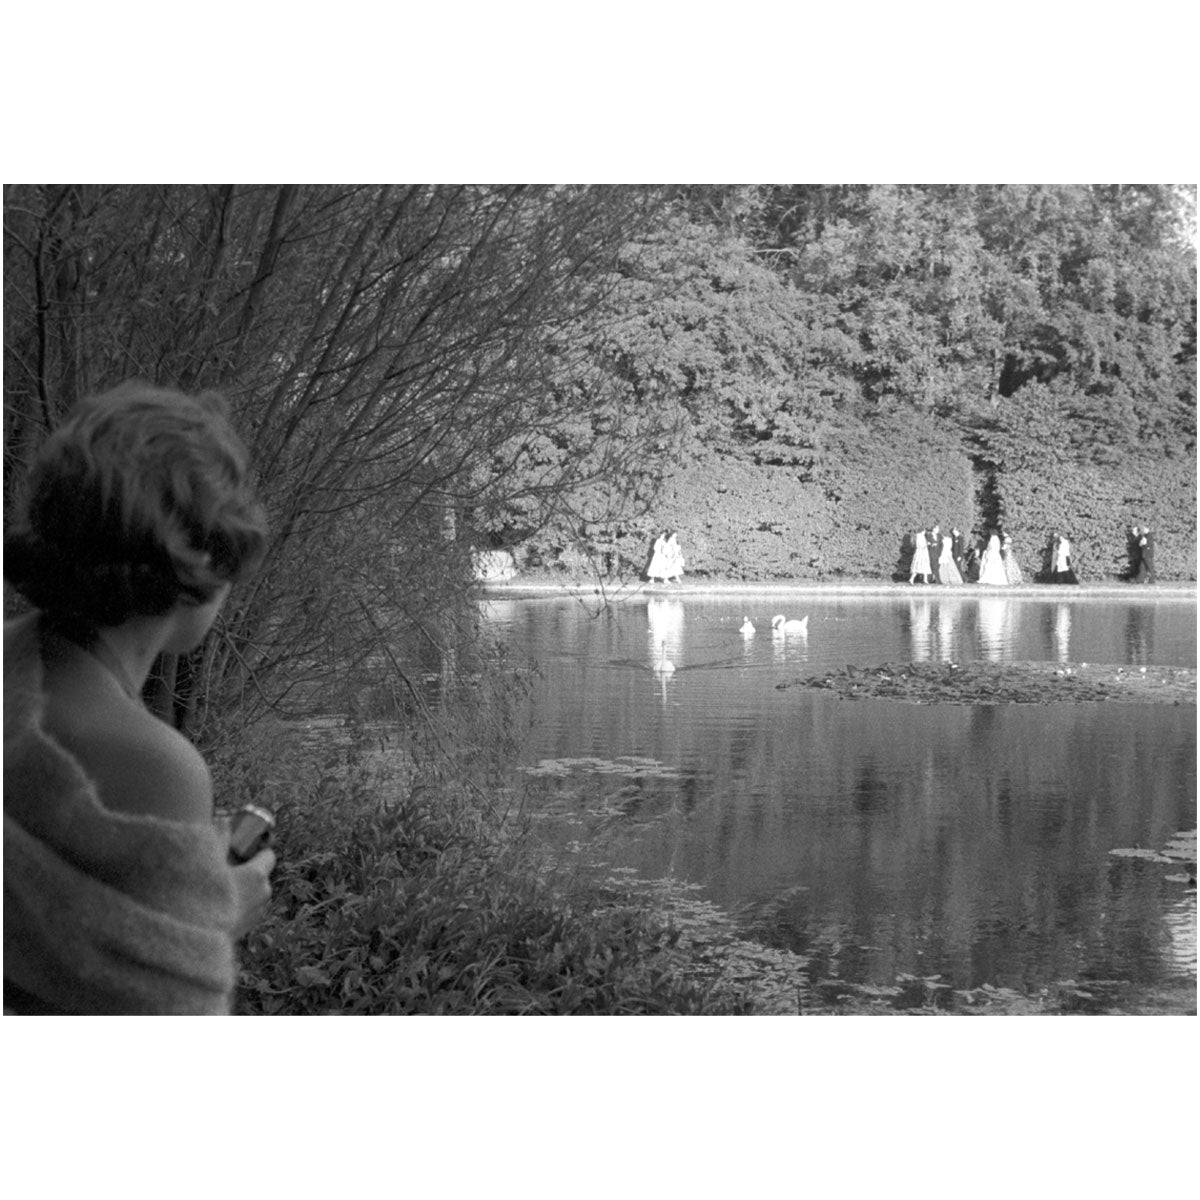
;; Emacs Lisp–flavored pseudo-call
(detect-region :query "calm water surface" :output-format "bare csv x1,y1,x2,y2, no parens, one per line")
478,592,1197,999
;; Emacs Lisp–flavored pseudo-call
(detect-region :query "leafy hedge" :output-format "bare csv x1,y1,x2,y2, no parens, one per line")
994,453,1196,581
515,414,1194,582
524,414,983,581
812,412,978,579
627,450,832,579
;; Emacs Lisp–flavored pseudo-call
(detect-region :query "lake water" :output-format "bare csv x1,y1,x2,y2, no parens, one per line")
477,590,1197,1005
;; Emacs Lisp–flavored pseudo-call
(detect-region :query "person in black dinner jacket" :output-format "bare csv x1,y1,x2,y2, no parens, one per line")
925,525,942,584
1127,525,1143,581
1139,526,1156,583
950,527,967,578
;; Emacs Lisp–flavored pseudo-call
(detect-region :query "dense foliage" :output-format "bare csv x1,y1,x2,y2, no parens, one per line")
3,185,681,728
519,184,1196,580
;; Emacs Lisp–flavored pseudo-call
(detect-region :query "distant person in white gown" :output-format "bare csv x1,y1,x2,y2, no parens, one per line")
662,531,684,582
646,530,684,584
937,532,963,585
646,532,670,583
977,531,1009,585
909,530,932,583
1051,533,1079,584
1001,533,1024,585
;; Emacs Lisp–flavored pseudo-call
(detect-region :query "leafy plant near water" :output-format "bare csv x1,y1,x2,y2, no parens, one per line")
231,724,750,1016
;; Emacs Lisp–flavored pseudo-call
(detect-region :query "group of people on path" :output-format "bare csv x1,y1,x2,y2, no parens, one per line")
909,525,1028,587
909,524,966,585
644,522,1160,588
1046,532,1079,585
909,524,1164,586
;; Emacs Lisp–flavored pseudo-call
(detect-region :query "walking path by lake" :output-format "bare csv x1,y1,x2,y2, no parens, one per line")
486,576,1196,601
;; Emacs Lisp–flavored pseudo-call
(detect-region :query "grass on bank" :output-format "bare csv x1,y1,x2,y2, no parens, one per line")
224,723,753,1016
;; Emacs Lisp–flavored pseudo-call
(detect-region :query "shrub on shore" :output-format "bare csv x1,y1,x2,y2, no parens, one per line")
231,731,750,1016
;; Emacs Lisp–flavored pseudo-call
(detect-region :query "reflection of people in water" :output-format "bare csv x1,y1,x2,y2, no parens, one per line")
977,597,1010,661
909,598,933,661
937,600,959,661
1125,605,1153,665
1052,603,1071,662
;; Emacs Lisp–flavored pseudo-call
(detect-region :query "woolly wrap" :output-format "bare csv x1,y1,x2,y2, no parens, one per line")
3,615,239,1014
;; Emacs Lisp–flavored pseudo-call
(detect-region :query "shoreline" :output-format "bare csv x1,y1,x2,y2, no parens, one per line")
481,576,1197,602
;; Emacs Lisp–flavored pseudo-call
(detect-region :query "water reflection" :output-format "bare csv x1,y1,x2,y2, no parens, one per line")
486,594,1196,999
770,618,809,665
1126,605,1155,665
646,599,683,703
1165,894,1198,977
646,598,684,664
977,597,1015,660
478,598,518,625
1053,603,1071,663
909,598,933,661
937,601,958,662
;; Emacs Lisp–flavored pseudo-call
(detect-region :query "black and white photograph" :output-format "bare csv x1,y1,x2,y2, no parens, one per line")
2,4,1195,1196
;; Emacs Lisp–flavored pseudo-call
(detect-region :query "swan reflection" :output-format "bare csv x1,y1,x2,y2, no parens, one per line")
646,598,684,669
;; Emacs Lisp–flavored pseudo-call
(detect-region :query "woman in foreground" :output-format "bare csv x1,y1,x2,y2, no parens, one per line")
4,381,275,1014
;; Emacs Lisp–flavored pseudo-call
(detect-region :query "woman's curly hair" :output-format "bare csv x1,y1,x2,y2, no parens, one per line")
5,381,268,628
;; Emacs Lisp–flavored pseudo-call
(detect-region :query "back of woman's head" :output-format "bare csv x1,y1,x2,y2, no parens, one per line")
5,380,268,628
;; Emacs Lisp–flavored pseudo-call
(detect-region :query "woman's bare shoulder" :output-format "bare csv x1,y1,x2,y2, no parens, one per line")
47,698,214,824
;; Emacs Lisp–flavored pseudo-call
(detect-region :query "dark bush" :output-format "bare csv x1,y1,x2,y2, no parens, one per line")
233,744,750,1016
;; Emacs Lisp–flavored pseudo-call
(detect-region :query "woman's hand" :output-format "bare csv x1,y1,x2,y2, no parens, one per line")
229,847,277,939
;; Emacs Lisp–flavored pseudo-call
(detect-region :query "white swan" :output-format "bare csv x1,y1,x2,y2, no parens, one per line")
771,614,809,634
740,616,755,635
654,639,676,674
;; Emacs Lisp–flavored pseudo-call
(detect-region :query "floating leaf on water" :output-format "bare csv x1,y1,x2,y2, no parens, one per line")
1162,830,1197,862
1109,847,1174,863
520,754,685,782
